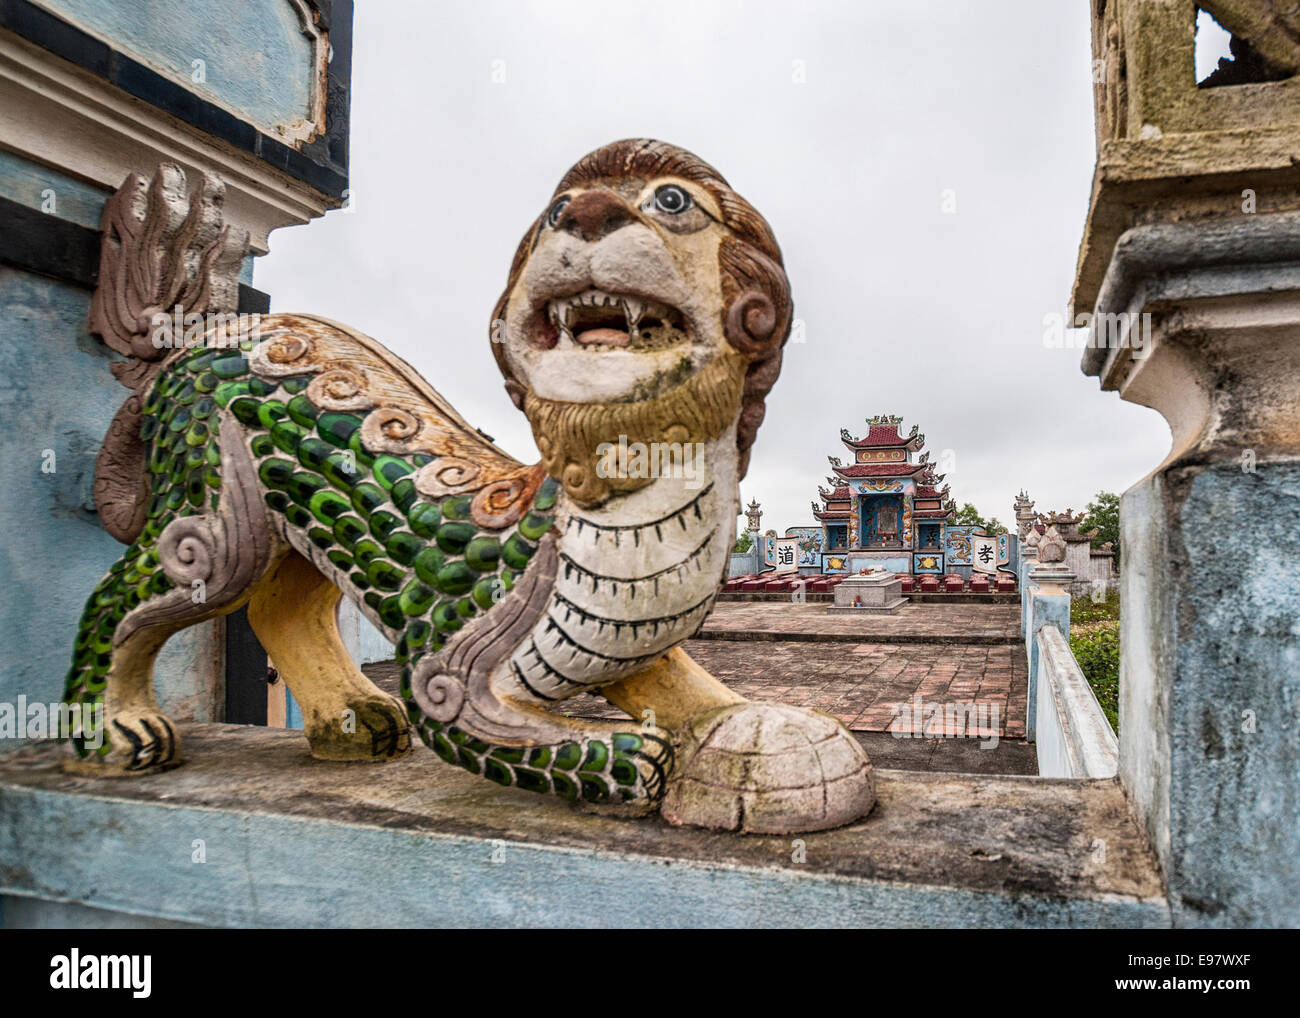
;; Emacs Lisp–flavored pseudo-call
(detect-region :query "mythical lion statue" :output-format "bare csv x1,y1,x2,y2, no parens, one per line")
64,139,875,833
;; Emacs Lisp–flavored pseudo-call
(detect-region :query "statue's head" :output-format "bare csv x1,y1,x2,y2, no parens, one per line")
492,139,792,506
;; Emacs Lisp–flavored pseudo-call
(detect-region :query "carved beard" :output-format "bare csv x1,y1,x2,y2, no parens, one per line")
523,350,747,507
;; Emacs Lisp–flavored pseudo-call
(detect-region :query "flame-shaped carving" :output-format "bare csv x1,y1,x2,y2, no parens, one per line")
89,163,248,389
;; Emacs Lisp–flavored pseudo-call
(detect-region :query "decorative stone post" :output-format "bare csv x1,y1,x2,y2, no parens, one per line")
1074,0,1300,925
1019,520,1040,641
1024,527,1074,743
1013,490,1036,541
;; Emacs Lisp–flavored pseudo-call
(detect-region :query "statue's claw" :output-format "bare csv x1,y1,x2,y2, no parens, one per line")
306,693,411,762
64,709,182,776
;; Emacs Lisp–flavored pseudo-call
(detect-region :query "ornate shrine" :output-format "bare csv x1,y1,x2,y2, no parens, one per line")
771,415,1008,577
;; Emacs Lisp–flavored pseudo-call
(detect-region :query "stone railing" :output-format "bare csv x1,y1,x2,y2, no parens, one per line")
1034,624,1119,779
1014,506,1117,778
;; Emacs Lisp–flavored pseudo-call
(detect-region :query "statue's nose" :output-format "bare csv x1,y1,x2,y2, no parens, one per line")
556,189,635,241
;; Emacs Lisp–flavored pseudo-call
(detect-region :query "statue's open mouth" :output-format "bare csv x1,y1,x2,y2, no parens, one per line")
530,289,691,352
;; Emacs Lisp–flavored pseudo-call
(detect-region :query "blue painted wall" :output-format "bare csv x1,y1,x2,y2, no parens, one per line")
0,150,109,229
41,0,319,140
0,267,223,738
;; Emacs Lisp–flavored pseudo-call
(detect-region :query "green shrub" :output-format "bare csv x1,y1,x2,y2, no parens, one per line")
1070,620,1119,734
1071,588,1120,625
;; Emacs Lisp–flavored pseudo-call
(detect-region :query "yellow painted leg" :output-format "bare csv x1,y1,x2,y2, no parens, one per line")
247,552,410,761
63,623,187,775
599,646,745,731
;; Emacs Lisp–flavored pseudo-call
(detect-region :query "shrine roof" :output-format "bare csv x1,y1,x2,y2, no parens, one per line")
813,510,851,521
840,418,924,450
914,509,952,519
819,486,850,500
833,462,927,478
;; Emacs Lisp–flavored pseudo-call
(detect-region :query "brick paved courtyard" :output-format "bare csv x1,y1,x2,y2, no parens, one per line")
560,638,1026,740
365,601,1031,774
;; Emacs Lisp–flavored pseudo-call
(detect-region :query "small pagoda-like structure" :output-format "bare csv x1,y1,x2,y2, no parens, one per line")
810,414,956,574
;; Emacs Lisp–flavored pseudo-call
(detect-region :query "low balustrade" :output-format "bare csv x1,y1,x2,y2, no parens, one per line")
1033,624,1118,778
1018,541,1118,779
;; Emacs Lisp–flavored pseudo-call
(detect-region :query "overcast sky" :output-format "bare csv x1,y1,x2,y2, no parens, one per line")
257,0,1175,535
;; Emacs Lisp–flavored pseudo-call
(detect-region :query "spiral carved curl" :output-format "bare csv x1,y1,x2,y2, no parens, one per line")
249,333,321,376
307,367,373,411
411,661,467,724
414,457,482,497
157,516,223,587
359,406,422,453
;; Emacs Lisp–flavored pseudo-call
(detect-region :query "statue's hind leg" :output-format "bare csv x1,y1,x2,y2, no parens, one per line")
247,551,410,762
65,597,230,775
64,415,286,774
62,537,282,775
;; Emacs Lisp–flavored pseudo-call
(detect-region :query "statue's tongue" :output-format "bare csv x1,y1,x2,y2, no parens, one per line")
573,327,629,346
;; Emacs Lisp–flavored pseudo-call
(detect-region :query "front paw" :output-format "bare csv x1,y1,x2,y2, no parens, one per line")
306,694,411,762
660,703,875,834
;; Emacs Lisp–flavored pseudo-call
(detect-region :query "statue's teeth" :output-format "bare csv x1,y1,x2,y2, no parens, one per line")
623,297,643,325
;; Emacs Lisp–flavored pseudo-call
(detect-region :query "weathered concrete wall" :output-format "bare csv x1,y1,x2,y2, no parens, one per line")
0,149,107,229
0,724,1171,928
1077,208,1300,926
1065,538,1092,581
336,600,393,667
728,549,760,576
1035,626,1119,779
1119,463,1300,926
1024,578,1071,744
1164,462,1300,925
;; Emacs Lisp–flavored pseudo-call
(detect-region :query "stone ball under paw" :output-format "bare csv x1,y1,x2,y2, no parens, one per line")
660,702,875,834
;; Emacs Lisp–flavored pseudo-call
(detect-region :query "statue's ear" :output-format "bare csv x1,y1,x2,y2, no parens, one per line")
720,239,792,360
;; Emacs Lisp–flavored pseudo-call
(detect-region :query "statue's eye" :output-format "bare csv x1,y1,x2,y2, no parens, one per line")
653,185,692,214
546,196,570,227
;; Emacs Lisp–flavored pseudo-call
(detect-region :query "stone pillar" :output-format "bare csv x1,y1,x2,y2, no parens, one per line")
1013,491,1036,542
1082,221,1300,925
1019,527,1039,641
1025,527,1073,743
1074,0,1300,926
